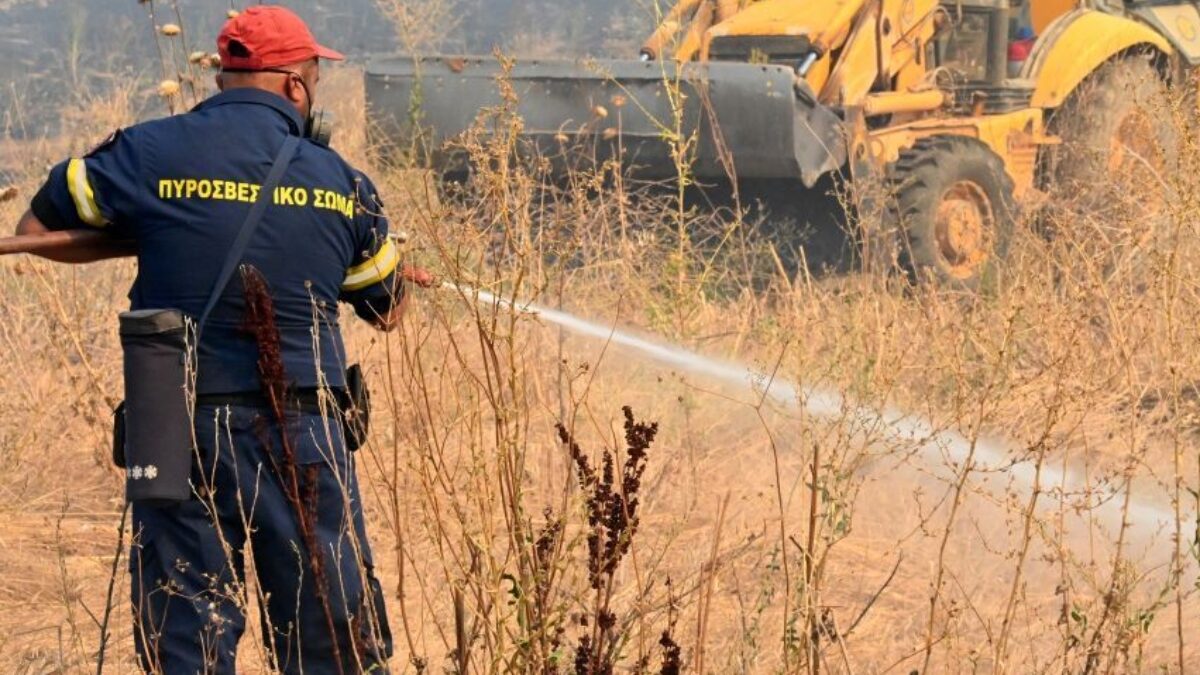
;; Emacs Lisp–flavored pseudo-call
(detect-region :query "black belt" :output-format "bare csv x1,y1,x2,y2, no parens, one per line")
195,389,340,415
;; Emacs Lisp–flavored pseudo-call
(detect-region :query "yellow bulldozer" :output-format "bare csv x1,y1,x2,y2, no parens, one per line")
366,0,1197,288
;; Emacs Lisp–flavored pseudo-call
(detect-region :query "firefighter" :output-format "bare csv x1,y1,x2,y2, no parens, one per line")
14,6,409,672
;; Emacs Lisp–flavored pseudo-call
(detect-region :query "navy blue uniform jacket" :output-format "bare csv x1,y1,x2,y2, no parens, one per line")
31,88,400,394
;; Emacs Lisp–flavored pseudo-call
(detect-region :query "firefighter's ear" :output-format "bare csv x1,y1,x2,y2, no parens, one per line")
215,72,226,92
284,73,307,107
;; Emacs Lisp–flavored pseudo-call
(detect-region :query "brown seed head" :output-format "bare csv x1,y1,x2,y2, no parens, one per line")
161,23,181,36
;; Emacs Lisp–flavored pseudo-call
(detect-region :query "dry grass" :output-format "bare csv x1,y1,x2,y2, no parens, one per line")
1,14,1200,675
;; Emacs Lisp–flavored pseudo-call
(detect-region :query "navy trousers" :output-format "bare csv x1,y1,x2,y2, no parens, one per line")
129,404,392,674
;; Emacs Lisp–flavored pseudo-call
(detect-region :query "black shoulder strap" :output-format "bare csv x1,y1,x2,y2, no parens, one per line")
196,134,301,335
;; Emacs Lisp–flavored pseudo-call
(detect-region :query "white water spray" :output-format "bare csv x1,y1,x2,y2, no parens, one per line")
446,281,1195,552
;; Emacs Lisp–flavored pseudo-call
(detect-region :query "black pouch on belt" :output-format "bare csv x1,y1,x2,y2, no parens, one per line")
117,309,194,504
341,363,371,452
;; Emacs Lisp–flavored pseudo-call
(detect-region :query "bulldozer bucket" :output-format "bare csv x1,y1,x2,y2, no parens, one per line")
365,56,846,187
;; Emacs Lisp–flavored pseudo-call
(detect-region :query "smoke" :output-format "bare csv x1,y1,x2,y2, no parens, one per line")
0,0,652,136
453,0,644,56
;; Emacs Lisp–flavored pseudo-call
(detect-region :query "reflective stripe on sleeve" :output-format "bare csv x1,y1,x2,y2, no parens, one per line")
66,158,108,227
341,238,399,292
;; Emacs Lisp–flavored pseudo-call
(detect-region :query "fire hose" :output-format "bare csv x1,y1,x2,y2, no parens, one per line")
0,228,438,287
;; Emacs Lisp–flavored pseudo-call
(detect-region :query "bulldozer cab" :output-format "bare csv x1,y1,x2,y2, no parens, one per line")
926,1,1039,115
931,0,1018,86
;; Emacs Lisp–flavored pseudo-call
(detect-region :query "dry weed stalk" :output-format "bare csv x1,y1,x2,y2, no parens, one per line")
559,406,657,674
241,265,346,675
376,0,461,54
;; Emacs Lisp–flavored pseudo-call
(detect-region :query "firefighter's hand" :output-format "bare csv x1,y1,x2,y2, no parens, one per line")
401,265,437,288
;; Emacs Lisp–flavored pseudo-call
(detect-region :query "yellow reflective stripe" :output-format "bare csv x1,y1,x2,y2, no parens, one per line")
341,238,399,292
66,158,108,227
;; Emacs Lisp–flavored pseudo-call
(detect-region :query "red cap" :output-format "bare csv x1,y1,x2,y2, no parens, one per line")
217,5,344,71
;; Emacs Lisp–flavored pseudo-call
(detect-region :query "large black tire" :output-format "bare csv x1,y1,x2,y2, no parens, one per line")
1047,55,1175,224
884,135,1017,290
